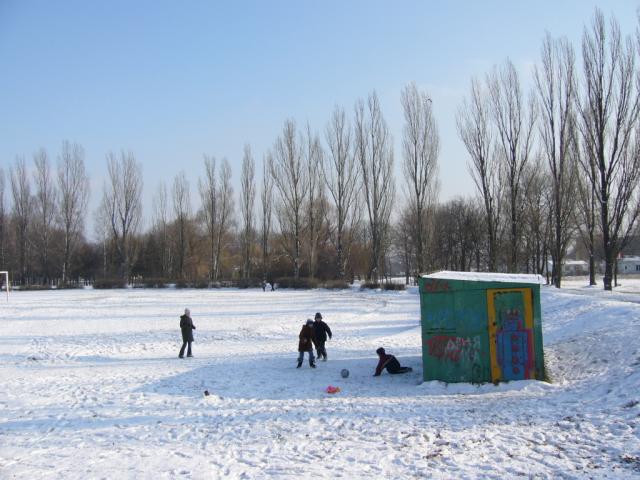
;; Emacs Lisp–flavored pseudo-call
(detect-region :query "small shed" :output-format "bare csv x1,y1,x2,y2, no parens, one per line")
418,271,545,384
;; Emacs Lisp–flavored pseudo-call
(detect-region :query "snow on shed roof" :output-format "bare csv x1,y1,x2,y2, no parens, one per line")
422,270,545,285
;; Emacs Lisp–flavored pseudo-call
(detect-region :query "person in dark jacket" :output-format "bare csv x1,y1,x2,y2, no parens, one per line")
178,308,196,358
297,319,316,368
312,312,332,361
373,347,412,376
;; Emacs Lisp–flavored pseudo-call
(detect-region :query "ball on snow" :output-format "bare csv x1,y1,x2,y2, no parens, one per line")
340,368,349,378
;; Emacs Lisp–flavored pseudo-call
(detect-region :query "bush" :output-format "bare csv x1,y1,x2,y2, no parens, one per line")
320,280,350,290
132,277,167,288
57,282,84,290
194,281,210,289
235,277,263,289
361,282,381,290
383,282,406,291
93,279,126,289
174,280,193,289
276,277,319,289
19,284,53,291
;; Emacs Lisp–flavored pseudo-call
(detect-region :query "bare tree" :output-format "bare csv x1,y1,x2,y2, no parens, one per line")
152,181,171,278
102,150,143,281
323,105,360,280
305,124,324,279
354,92,395,282
395,207,414,285
172,172,191,280
457,78,501,271
270,119,307,279
94,199,110,278
0,168,6,268
534,34,579,287
401,82,440,275
199,155,218,281
10,156,32,284
33,148,57,283
214,159,234,281
260,153,274,280
579,9,640,290
489,59,536,272
433,198,484,272
575,140,598,285
240,144,256,279
521,158,552,277
57,141,89,284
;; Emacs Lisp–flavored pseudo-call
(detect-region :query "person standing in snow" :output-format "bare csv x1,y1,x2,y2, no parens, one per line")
373,347,412,376
297,319,316,368
312,312,332,361
178,308,196,358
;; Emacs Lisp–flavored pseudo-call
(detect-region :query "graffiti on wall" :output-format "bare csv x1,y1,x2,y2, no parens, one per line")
426,335,481,365
495,308,534,380
422,280,451,293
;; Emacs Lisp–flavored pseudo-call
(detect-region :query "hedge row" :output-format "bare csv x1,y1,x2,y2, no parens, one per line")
20,278,403,291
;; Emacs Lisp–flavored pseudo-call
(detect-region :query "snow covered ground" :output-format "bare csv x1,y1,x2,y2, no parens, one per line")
1,280,639,479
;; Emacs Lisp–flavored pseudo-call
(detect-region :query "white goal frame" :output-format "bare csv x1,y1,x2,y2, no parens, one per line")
0,271,8,301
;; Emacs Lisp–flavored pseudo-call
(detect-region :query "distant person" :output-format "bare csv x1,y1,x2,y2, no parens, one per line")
178,308,196,358
262,280,267,292
297,319,316,368
373,347,412,376
312,312,332,361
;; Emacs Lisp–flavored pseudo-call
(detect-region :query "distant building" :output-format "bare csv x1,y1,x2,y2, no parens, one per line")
563,260,589,276
546,259,589,276
617,255,640,274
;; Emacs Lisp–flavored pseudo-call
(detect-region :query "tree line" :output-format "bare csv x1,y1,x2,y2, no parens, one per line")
1,8,639,291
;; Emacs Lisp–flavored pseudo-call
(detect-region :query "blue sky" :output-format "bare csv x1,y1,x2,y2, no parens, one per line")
0,1,637,235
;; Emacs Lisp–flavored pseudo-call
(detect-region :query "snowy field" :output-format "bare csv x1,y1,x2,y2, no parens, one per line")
1,279,639,479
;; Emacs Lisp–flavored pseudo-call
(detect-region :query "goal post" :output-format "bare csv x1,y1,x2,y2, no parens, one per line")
0,271,8,301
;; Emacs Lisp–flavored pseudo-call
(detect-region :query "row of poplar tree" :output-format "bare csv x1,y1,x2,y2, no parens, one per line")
0,8,638,291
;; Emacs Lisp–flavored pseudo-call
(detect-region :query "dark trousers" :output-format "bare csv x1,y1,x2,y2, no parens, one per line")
387,366,412,374
386,356,412,374
315,341,327,360
179,341,192,357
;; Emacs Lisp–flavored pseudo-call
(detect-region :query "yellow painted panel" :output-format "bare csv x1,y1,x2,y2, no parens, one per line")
487,288,534,383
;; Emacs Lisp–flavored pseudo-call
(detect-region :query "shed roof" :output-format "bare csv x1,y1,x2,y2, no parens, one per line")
619,256,640,262
422,270,545,285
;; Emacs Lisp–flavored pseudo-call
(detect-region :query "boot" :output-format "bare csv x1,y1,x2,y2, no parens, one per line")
310,362,316,368
296,361,302,368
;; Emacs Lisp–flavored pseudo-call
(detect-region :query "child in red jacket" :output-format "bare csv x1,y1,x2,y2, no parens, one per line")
297,319,316,368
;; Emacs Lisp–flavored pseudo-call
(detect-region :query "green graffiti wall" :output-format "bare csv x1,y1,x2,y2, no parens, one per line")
418,274,545,384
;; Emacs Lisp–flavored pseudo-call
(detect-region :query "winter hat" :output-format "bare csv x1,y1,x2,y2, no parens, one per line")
376,347,385,355
185,308,190,316
306,319,314,326
314,312,322,320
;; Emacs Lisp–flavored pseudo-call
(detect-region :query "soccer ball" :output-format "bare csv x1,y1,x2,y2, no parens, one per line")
340,368,349,378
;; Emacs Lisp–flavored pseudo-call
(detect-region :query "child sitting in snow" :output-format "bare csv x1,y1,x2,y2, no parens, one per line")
373,347,412,376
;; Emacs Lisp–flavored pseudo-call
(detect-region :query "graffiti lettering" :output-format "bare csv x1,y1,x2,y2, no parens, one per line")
422,280,451,293
426,335,481,364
